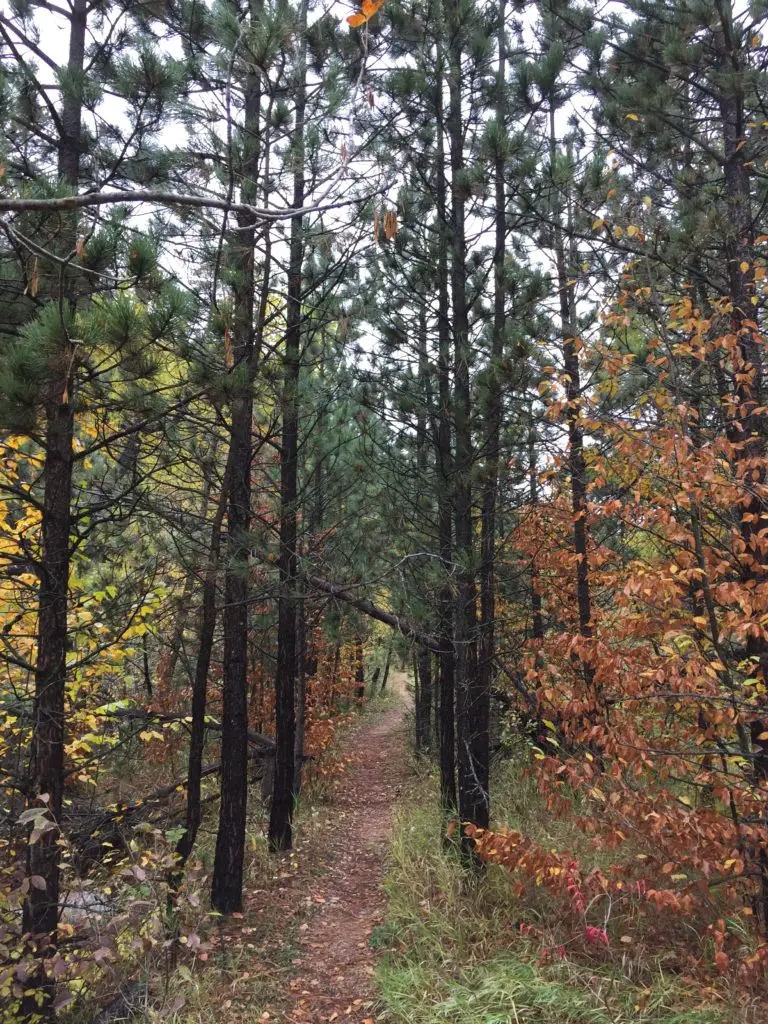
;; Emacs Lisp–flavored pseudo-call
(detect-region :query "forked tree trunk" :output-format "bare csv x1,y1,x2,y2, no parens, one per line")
168,458,231,910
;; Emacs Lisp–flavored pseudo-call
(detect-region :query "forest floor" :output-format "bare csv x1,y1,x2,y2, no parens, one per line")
220,672,411,1024
283,672,410,1024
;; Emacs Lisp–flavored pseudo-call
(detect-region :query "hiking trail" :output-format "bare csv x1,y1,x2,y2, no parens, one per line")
255,673,411,1024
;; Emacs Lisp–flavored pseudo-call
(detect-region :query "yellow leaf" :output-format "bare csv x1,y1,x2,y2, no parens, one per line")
591,218,605,230
625,112,640,121
643,195,652,207
756,731,768,740
740,261,750,272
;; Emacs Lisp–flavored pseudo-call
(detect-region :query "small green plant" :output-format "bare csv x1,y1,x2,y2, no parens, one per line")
368,922,399,949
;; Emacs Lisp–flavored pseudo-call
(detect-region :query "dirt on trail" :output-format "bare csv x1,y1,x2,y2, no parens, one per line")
279,672,410,1024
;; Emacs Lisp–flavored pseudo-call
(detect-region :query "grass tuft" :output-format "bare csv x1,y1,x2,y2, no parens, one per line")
375,765,733,1024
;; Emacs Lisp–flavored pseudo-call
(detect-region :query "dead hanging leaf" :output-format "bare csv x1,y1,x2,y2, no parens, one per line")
348,0,386,28
383,209,397,240
29,258,39,297
338,313,349,343
373,206,379,243
366,87,375,108
76,236,86,261
224,326,233,369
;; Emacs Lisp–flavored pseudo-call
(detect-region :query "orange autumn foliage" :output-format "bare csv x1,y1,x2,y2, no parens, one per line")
480,290,768,983
347,0,386,29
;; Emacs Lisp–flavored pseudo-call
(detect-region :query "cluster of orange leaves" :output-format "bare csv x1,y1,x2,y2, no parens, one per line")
486,292,768,983
347,0,385,29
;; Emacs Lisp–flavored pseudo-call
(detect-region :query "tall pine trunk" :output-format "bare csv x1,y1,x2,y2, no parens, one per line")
713,4,768,932
22,4,86,1012
269,0,307,853
211,26,261,911
169,457,231,907
549,107,595,699
447,1,488,841
293,592,307,798
415,308,433,753
528,410,544,641
434,52,457,816
478,0,506,737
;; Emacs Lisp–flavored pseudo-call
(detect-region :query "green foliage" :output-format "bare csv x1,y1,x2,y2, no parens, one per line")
0,303,73,429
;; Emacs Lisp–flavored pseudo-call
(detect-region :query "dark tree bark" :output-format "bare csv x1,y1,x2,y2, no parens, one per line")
434,49,457,816
549,107,595,698
713,5,768,931
211,30,261,912
528,411,544,641
168,458,231,908
416,647,433,752
142,633,153,699
355,637,365,700
415,306,434,755
380,635,393,693
22,5,86,1013
269,0,307,853
478,0,507,743
293,592,308,798
448,0,488,841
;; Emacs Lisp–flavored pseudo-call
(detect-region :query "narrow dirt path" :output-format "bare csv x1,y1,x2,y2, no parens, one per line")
285,674,410,1024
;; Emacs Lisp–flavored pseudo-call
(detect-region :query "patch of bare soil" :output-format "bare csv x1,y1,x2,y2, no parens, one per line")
239,674,410,1024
